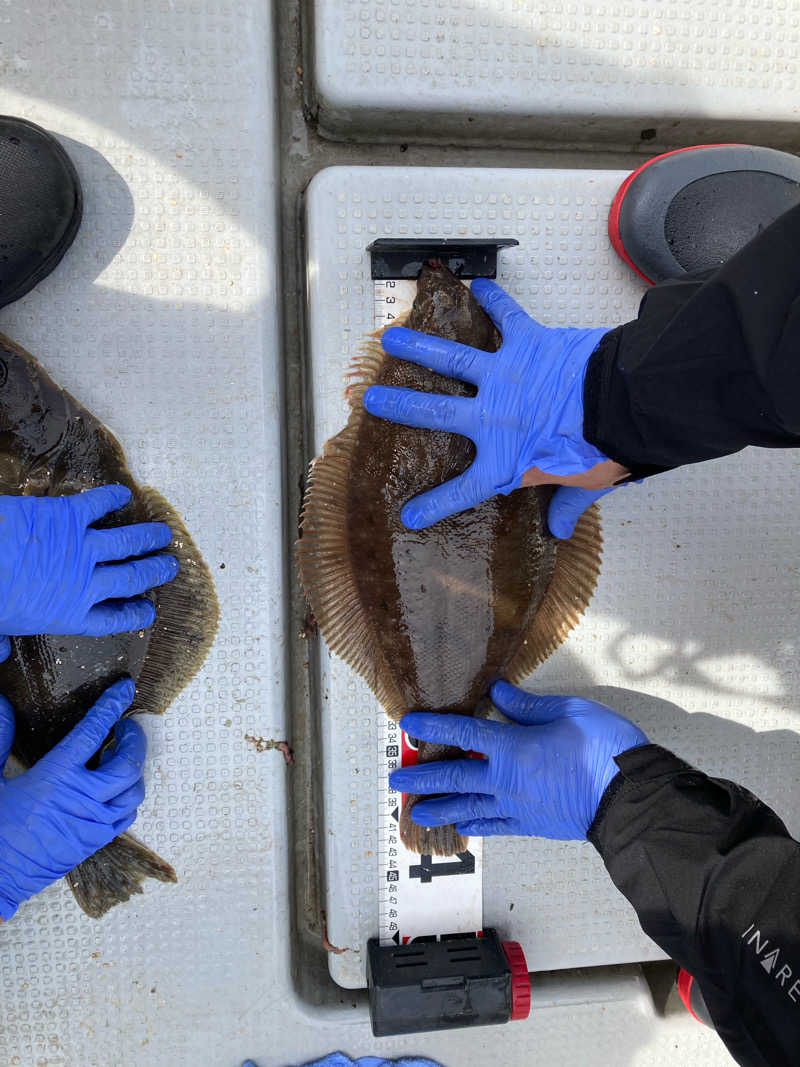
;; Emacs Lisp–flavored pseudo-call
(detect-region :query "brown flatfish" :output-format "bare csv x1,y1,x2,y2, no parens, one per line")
298,262,601,855
0,333,219,917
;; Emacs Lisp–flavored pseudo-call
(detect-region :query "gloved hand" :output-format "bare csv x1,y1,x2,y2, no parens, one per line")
389,681,649,840
0,677,146,919
0,484,178,660
363,279,627,529
548,485,617,539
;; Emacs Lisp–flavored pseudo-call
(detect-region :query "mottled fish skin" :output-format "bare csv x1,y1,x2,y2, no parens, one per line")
0,333,218,916
0,337,157,763
347,264,557,849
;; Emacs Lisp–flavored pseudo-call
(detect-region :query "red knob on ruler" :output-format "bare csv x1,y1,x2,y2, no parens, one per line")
502,940,531,1021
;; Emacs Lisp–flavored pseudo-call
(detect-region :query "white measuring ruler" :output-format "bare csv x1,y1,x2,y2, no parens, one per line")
372,271,484,947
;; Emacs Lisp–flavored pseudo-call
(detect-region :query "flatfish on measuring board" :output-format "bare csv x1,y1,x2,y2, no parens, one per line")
298,262,601,855
0,333,219,917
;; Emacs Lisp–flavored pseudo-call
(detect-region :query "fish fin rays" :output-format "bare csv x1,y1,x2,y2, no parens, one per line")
131,486,219,717
297,419,406,719
344,333,386,410
66,832,177,918
505,503,603,683
400,802,468,856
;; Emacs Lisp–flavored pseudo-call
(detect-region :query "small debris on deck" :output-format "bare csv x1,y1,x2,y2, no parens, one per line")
244,734,295,764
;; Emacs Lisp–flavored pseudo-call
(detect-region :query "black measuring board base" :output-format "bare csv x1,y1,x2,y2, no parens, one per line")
367,929,530,1037
367,238,518,280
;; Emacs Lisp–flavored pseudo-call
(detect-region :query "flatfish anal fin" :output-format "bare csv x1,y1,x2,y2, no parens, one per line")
130,485,220,718
297,423,405,718
297,337,406,719
66,833,177,919
505,503,603,684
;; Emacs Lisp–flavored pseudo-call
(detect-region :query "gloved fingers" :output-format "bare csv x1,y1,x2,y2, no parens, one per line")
82,597,157,636
398,711,504,754
54,781,143,825
363,385,474,438
409,792,499,827
455,817,515,837
389,756,489,796
88,521,173,564
103,777,145,818
48,678,135,766
490,681,567,725
90,553,179,602
91,718,147,801
0,694,15,768
471,278,541,336
381,326,492,386
109,810,138,837
0,635,10,663
548,485,615,539
400,467,486,530
74,484,132,525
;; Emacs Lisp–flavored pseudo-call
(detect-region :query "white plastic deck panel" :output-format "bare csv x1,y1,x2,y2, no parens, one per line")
310,0,800,146
305,165,800,1001
0,2,298,1065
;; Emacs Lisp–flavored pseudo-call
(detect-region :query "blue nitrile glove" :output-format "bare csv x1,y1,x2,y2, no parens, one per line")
363,278,611,530
548,485,617,539
0,677,146,919
389,681,649,840
548,478,645,539
0,484,178,661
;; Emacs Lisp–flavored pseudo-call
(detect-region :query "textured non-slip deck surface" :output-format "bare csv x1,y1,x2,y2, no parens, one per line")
312,0,800,142
0,3,293,1065
306,165,800,996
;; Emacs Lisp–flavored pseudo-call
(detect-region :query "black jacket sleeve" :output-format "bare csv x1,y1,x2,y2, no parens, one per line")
588,744,800,1067
583,202,800,478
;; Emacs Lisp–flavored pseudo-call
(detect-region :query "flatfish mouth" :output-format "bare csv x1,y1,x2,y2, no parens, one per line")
298,262,602,855
0,331,219,916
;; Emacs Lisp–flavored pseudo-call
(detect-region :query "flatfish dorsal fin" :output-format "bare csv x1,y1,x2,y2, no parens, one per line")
505,503,603,684
297,337,407,719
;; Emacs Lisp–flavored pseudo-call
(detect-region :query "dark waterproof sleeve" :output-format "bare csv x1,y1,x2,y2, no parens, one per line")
583,202,800,478
588,744,800,1067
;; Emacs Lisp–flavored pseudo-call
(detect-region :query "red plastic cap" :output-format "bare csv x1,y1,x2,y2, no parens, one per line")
502,940,531,1021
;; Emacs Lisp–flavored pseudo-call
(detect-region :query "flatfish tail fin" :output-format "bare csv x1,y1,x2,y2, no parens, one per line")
66,832,177,919
132,485,220,717
297,337,406,718
400,793,470,858
505,502,603,683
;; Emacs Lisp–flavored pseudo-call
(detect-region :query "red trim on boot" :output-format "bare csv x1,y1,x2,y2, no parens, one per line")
608,144,738,285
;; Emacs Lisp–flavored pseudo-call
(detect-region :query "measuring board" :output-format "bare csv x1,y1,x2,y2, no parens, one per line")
369,239,517,947
376,699,483,946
